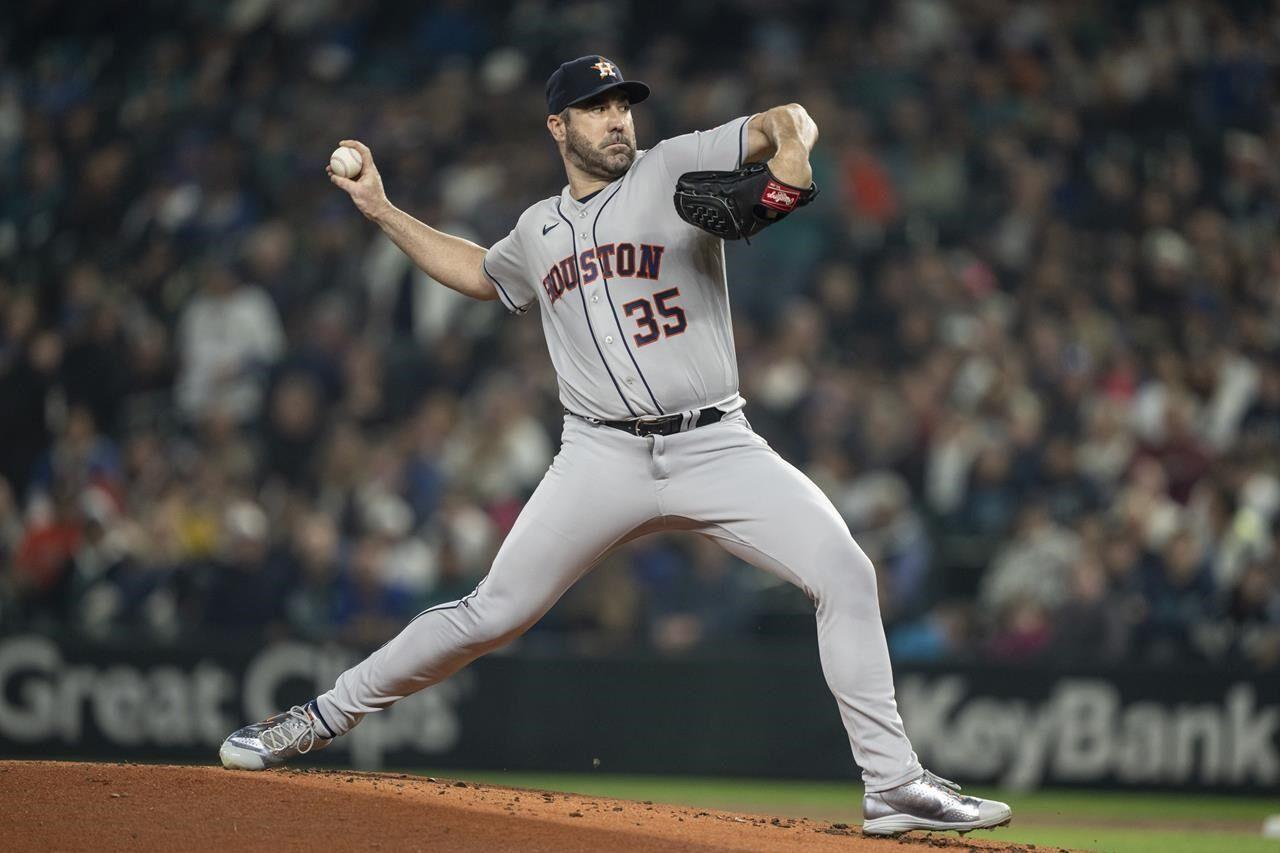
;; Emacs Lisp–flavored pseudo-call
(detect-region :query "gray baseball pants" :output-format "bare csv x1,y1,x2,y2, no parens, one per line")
316,412,923,791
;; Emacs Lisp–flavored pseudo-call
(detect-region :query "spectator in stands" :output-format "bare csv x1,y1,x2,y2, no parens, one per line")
1135,529,1216,663
199,500,294,635
636,537,756,655
1225,557,1280,668
27,405,123,507
889,602,975,663
0,301,61,498
261,371,326,490
284,511,347,642
175,257,284,425
1050,551,1133,664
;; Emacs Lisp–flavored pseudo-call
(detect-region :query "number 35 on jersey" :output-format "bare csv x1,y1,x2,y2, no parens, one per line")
623,288,686,346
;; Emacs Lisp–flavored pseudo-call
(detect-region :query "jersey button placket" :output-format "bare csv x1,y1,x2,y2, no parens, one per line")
585,212,612,344
585,184,662,417
582,219,616,361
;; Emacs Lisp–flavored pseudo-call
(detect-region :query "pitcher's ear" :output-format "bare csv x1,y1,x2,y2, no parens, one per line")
546,114,563,142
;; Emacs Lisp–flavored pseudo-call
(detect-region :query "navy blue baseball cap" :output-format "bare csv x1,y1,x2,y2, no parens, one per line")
546,55,650,115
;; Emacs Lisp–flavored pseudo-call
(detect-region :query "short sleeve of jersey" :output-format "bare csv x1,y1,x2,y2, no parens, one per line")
483,227,536,315
657,114,755,181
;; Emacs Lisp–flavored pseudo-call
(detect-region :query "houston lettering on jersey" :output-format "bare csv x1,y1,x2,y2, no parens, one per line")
541,242,665,304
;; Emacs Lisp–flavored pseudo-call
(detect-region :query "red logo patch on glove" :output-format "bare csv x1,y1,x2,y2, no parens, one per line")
760,180,801,212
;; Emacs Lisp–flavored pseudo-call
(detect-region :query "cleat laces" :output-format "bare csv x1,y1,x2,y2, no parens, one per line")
925,771,962,792
261,706,322,755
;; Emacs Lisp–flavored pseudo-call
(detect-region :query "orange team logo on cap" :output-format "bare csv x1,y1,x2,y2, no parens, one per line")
591,59,617,78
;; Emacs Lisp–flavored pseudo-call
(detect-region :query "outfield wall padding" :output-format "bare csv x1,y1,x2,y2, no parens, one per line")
0,634,1274,792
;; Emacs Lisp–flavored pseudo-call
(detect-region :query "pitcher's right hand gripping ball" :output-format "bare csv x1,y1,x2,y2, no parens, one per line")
327,140,391,222
674,162,818,241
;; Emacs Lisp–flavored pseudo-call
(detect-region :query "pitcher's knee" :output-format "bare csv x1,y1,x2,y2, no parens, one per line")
812,540,879,604
456,600,538,653
460,618,520,653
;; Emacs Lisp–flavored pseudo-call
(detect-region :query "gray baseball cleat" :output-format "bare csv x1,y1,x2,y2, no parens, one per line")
219,701,336,770
861,770,1012,836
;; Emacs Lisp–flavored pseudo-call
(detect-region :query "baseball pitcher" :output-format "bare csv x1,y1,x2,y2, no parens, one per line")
219,55,1012,837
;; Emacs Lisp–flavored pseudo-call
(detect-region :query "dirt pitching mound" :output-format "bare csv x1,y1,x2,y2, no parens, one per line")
1,760,1045,852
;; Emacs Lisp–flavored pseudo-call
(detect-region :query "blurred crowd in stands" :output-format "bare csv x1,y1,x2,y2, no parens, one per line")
2,0,1278,668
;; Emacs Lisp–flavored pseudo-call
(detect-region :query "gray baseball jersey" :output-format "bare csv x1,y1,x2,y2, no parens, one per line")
314,117,923,793
482,116,751,421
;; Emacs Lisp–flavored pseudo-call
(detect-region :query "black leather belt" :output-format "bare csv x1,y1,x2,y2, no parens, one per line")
578,406,726,437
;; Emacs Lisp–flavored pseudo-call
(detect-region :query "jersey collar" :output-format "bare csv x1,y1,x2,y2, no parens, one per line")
559,180,614,212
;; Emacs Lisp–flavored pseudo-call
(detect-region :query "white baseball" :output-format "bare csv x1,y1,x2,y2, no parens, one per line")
329,146,363,179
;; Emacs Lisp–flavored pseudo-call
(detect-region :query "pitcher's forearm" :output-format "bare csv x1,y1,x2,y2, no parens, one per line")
373,204,496,302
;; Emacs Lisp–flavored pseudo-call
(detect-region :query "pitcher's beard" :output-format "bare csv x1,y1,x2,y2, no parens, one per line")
565,124,635,181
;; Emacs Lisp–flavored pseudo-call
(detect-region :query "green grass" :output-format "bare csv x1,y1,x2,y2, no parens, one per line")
966,787,1276,824
972,825,1276,853
416,769,1280,853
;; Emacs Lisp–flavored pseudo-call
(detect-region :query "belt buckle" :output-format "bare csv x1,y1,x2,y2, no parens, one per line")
633,415,674,436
